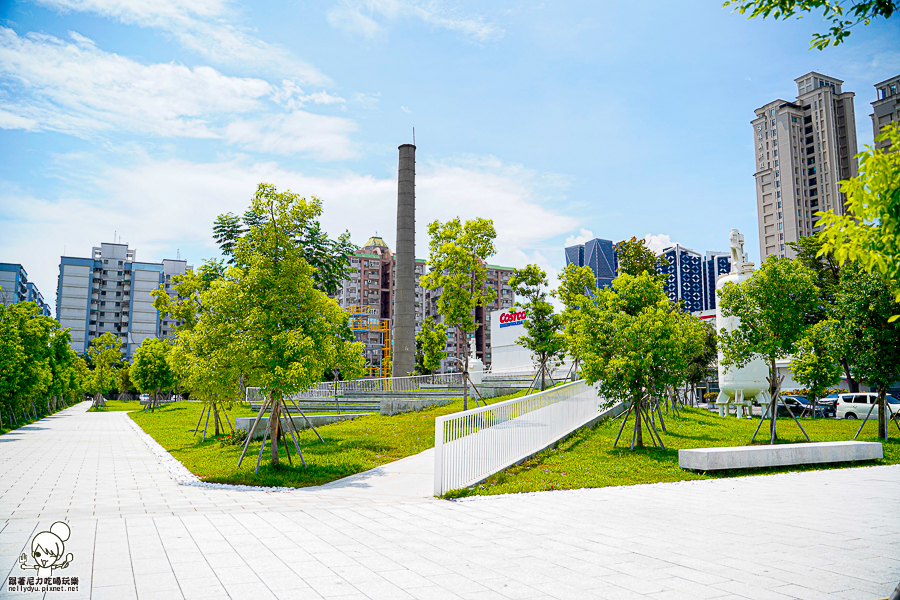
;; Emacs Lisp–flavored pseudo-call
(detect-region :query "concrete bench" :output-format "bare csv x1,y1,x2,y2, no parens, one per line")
679,441,883,471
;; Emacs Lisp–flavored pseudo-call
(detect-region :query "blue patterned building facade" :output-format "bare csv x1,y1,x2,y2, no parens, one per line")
656,244,704,313
564,238,618,290
702,252,732,311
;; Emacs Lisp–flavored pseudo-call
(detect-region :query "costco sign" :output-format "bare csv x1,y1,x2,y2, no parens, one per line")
499,310,527,328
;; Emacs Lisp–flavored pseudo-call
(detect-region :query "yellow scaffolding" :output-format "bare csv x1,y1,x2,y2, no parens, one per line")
345,305,392,378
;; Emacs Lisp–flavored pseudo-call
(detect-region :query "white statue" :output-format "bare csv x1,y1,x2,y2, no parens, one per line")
467,335,484,384
714,229,770,418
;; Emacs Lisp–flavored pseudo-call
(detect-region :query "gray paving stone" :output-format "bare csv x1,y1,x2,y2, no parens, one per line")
1,402,899,600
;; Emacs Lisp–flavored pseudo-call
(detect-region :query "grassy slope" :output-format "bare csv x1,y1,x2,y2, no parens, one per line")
128,392,528,488
446,406,900,498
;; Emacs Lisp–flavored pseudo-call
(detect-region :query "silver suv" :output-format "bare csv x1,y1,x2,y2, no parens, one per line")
835,393,900,420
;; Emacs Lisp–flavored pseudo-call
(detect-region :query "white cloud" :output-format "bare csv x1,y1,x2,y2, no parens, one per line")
400,105,411,113
327,0,503,42
563,228,594,248
35,0,327,82
224,111,358,160
0,29,357,158
0,152,577,313
644,233,675,253
0,28,269,137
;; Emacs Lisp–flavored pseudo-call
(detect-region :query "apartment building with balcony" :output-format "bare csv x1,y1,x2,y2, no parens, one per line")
330,236,515,374
56,243,189,358
752,72,859,260
0,263,51,315
871,74,900,151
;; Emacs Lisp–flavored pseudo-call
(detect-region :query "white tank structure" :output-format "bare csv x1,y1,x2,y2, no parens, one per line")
714,229,771,418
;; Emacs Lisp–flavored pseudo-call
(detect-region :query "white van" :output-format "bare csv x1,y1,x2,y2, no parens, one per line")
835,393,900,420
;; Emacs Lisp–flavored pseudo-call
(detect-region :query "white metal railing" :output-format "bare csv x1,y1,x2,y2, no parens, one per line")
434,379,602,495
245,373,467,403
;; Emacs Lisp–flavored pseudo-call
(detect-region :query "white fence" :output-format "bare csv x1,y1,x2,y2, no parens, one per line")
245,373,468,402
433,379,603,495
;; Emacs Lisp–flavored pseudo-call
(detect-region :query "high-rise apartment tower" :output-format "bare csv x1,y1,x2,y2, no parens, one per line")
871,74,900,151
57,243,189,358
752,72,858,260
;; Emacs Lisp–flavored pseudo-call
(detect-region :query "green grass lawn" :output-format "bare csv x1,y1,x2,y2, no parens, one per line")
87,400,145,412
445,406,900,498
128,392,528,488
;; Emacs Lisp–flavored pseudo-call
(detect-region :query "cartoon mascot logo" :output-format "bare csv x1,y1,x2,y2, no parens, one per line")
20,521,74,578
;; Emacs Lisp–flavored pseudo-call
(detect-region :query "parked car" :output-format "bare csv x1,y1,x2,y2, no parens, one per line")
835,393,900,420
777,396,826,418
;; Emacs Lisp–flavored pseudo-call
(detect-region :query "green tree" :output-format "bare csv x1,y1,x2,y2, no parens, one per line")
420,216,497,410
71,356,90,404
683,320,719,406
212,186,357,296
509,264,565,391
555,264,599,378
86,332,123,409
0,304,25,427
48,326,78,411
152,258,226,334
718,257,820,443
415,316,448,375
818,123,900,321
131,338,176,412
787,235,861,391
724,0,897,49
185,184,365,467
6,303,54,419
833,266,900,439
574,273,682,448
116,361,136,400
790,319,843,417
615,237,669,279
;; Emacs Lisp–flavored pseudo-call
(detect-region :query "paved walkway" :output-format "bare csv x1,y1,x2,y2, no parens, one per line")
1,402,898,600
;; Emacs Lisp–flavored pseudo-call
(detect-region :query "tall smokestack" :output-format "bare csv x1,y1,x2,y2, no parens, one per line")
393,143,416,378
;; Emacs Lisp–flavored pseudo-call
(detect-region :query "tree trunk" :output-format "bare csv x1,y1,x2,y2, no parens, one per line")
463,334,469,411
841,358,859,393
269,398,281,466
877,385,887,441
633,393,643,448
540,357,546,392
769,359,780,444
214,403,221,436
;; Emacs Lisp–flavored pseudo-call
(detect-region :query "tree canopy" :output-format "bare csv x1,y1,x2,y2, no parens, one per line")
615,237,669,279
212,184,357,296
131,337,176,411
178,183,366,466
420,216,497,410
832,266,900,438
415,316,447,375
718,257,820,442
509,264,565,391
817,123,900,321
723,0,897,49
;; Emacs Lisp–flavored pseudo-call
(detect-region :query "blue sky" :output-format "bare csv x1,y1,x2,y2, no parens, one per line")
1,0,898,312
